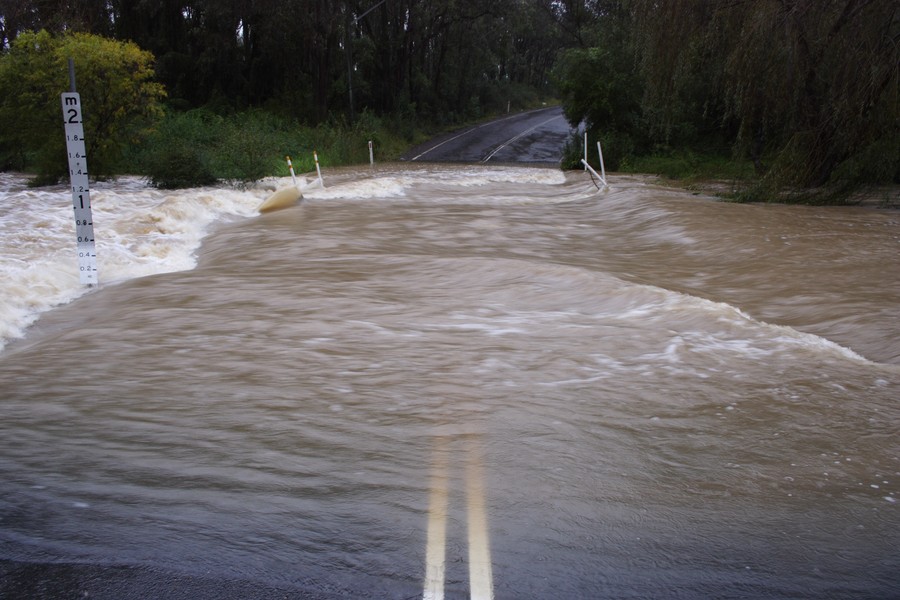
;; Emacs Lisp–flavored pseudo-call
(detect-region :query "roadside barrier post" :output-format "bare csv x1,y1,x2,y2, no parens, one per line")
584,131,588,170
286,156,298,187
597,141,607,185
313,150,323,186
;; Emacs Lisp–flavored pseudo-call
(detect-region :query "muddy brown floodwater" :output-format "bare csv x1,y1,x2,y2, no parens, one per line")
1,165,898,599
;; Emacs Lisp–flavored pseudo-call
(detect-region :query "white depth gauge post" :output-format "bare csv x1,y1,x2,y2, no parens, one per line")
61,60,98,285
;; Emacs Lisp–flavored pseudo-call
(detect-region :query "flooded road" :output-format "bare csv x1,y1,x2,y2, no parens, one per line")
1,165,898,598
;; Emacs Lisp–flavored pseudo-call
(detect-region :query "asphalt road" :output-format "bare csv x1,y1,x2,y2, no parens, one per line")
401,105,573,164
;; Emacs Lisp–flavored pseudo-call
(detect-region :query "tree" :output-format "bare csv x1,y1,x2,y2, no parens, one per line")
552,2,644,168
2,1,569,127
630,0,900,192
0,30,166,182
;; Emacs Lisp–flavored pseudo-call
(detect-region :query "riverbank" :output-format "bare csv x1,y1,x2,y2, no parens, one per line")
611,151,899,208
663,177,900,208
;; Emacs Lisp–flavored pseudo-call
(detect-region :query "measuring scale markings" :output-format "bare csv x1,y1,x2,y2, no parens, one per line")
61,92,98,285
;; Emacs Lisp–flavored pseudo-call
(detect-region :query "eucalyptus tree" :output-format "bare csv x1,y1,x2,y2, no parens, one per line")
1,0,576,126
629,0,899,190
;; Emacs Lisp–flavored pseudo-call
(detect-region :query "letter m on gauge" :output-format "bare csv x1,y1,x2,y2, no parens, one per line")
62,93,82,123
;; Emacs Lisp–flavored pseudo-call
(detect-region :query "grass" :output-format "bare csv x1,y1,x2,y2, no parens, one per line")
128,98,562,188
129,108,416,188
620,150,755,183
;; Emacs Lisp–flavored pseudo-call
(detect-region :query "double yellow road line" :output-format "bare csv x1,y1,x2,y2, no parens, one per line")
424,435,494,600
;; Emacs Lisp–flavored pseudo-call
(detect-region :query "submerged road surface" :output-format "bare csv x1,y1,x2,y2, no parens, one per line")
3,132,899,597
402,105,573,164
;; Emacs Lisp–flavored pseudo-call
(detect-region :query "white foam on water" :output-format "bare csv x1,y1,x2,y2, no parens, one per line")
412,256,882,369
423,166,568,187
305,176,409,200
0,174,266,351
0,166,571,351
302,166,575,203
609,278,878,366
1,167,885,371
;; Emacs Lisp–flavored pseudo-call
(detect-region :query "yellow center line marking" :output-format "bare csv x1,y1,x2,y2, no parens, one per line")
466,436,494,600
424,438,449,600
423,434,494,600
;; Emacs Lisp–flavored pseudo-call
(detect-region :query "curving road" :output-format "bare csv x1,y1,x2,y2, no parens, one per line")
401,105,573,164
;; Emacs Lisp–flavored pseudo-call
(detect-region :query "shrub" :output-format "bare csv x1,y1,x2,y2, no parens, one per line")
141,110,219,188
0,30,165,183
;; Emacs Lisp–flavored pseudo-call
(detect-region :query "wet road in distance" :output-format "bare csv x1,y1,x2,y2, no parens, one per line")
402,105,572,164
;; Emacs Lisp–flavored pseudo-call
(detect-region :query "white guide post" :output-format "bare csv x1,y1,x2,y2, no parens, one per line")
61,61,98,285
286,155,298,186
368,140,374,165
583,131,588,170
597,141,607,184
313,150,324,186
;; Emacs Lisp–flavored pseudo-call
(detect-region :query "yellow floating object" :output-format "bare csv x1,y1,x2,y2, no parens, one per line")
258,186,302,213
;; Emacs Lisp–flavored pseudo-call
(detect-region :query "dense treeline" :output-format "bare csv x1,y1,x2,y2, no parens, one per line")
0,0,566,121
0,0,576,186
557,0,899,200
1,0,896,199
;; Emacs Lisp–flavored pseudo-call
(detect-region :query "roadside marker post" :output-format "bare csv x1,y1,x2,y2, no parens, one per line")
313,150,324,186
584,131,588,170
597,141,607,184
581,159,607,190
61,59,98,286
286,155,298,186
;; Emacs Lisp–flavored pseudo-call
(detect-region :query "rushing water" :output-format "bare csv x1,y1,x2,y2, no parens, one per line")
1,165,898,599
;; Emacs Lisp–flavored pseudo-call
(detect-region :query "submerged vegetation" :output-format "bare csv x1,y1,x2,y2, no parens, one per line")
0,1,896,201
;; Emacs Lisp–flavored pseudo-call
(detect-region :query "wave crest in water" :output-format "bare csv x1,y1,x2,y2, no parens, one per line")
0,176,264,350
0,167,583,351
304,166,572,202
380,255,878,368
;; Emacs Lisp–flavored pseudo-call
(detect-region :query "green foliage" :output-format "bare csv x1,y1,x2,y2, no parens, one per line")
140,109,299,188
621,151,755,182
135,107,410,188
829,135,900,190
628,0,899,195
140,110,219,189
561,129,639,172
553,46,643,139
549,1,899,200
217,112,284,185
0,30,165,183
2,1,563,128
552,8,647,174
